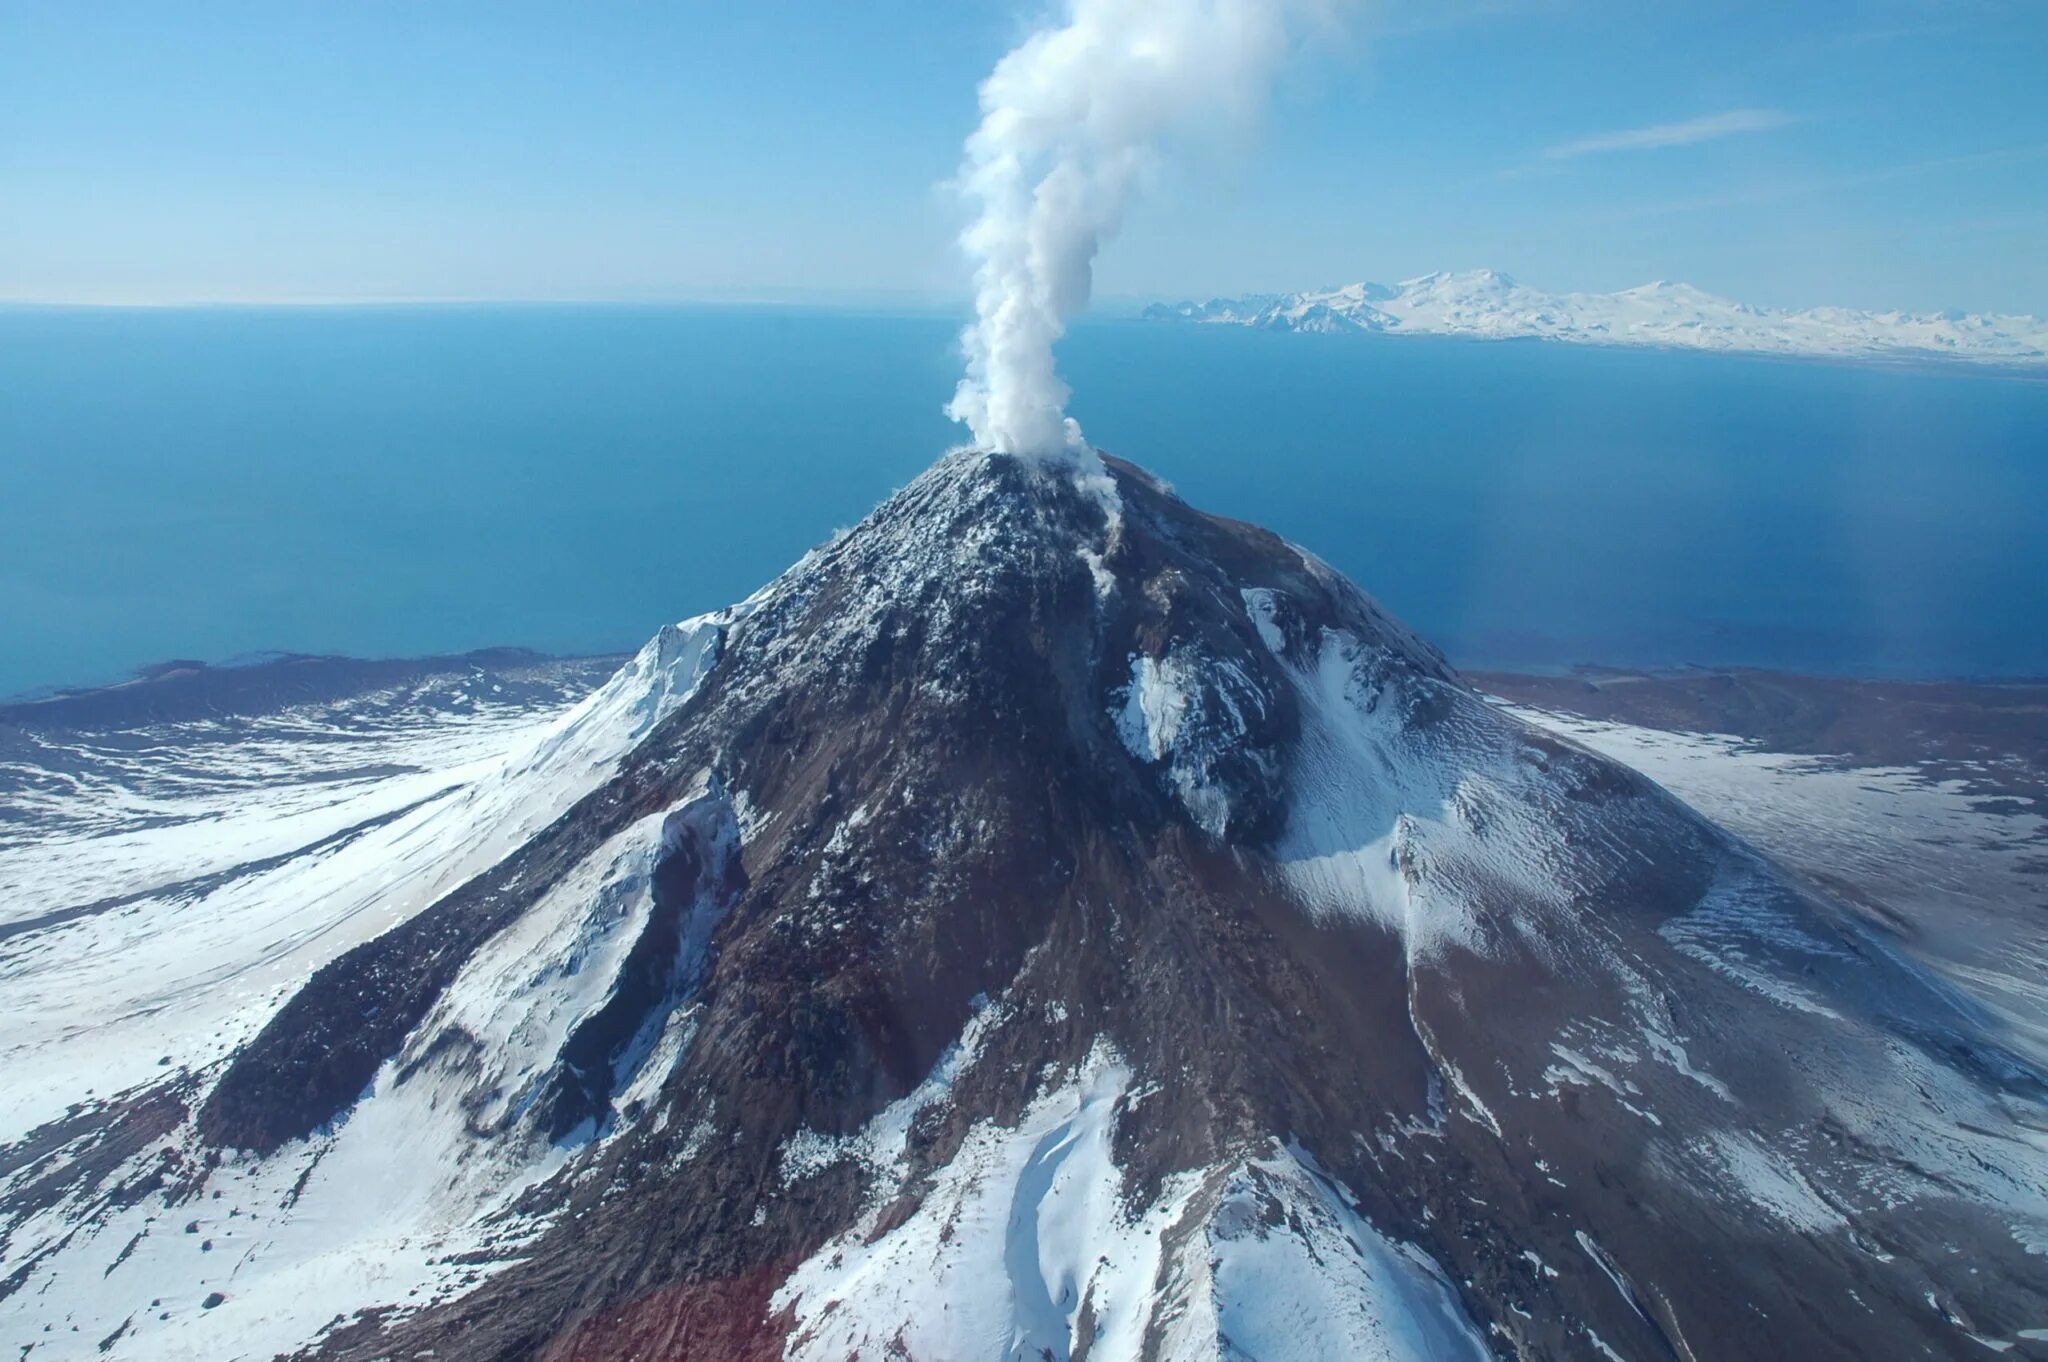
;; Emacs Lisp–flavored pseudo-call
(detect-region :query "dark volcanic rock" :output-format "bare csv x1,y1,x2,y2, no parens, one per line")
7,450,2046,1361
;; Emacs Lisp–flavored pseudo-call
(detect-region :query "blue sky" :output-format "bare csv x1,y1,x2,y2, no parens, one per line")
3,0,2044,314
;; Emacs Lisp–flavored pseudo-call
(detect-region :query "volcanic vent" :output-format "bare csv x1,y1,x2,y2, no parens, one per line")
4,450,2045,1361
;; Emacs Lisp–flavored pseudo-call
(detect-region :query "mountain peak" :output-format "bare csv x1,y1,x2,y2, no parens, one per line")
707,446,1457,847
1153,270,2048,364
8,448,2046,1361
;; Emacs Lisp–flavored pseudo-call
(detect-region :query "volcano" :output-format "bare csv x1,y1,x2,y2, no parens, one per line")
3,450,2044,1361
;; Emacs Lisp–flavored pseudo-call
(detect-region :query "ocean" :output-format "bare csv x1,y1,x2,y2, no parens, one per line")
2,304,2043,697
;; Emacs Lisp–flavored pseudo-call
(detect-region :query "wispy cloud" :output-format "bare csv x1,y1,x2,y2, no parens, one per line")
1609,141,2048,220
1543,108,1798,161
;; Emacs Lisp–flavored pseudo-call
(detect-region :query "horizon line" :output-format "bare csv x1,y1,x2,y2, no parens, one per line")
3,272,2039,322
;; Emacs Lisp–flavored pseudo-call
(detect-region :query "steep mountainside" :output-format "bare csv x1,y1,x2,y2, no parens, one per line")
3,450,2045,1361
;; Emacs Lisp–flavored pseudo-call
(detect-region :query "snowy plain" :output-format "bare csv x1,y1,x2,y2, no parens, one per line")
0,622,725,1360
1500,702,2048,1067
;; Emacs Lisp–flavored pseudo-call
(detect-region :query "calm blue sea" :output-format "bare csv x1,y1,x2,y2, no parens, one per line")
2,304,2044,697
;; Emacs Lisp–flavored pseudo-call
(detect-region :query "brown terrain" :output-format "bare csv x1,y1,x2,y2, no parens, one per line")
4,452,2044,1361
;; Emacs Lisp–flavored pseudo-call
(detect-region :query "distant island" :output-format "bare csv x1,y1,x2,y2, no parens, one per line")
1144,269,2048,367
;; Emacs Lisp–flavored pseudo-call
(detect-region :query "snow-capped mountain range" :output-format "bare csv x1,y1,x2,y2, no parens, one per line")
3,450,2046,1360
1146,269,2048,366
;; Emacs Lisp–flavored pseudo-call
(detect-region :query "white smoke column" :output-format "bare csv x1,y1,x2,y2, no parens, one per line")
948,0,1327,459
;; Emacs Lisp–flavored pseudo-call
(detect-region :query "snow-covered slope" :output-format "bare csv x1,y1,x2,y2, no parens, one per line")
4,449,2045,1361
0,631,728,1359
774,1042,1492,1362
1147,269,2048,366
1501,700,2048,1072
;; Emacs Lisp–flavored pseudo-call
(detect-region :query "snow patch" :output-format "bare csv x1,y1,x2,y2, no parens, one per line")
1109,649,1258,837
777,1043,1489,1362
1698,1131,1847,1234
777,1043,1188,1362
1162,1144,1493,1362
1268,625,1565,956
1115,654,1194,762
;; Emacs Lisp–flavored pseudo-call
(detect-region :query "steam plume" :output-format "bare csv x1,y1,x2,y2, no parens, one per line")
947,0,1325,459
